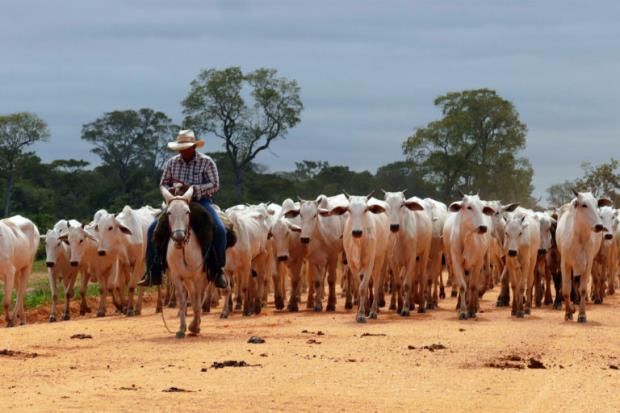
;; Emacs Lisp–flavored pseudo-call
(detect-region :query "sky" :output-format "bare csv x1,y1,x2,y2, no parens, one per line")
1,0,619,202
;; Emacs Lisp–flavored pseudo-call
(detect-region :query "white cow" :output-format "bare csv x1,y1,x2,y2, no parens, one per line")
223,205,271,317
62,222,121,317
556,191,611,322
42,219,82,321
503,212,541,317
424,197,447,308
286,194,347,312
94,206,157,315
532,211,557,306
383,191,432,315
0,216,39,327
447,194,496,319
592,206,617,303
268,199,307,311
324,195,389,322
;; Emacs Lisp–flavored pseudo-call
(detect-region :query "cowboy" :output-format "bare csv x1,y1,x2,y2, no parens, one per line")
138,129,228,289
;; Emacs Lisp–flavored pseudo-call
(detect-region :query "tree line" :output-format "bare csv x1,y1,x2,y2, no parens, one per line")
1,66,618,232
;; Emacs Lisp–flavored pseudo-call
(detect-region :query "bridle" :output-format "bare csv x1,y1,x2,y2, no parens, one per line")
166,197,197,270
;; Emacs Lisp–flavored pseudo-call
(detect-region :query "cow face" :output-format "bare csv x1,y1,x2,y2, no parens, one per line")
288,200,318,244
504,216,528,258
328,195,386,239
572,191,610,233
42,230,67,268
94,213,133,256
535,213,555,254
270,218,300,261
449,194,494,234
599,206,616,242
66,225,97,266
383,192,424,233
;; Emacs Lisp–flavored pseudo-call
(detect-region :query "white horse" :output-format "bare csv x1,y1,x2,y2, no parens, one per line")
161,186,208,338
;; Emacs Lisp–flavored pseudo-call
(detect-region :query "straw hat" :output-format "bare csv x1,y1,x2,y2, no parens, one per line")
167,130,205,151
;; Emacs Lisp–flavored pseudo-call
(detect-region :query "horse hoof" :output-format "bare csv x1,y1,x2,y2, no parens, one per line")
516,311,524,318
96,311,105,318
175,331,185,339
356,314,366,323
577,314,587,323
369,311,378,319
326,303,336,312
48,315,56,323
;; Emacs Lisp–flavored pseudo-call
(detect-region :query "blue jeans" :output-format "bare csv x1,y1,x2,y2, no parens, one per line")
146,198,227,275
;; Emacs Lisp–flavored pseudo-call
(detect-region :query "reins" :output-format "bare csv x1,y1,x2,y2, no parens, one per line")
167,197,203,273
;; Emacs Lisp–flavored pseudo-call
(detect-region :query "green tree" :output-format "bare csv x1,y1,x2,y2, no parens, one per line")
81,108,176,194
402,89,532,204
182,67,303,201
0,112,50,216
546,159,620,206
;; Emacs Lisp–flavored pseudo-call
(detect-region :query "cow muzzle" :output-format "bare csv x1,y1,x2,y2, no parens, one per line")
605,233,613,240
70,261,79,267
46,262,55,268
594,224,604,233
352,230,363,238
390,224,400,233
277,255,289,262
300,237,310,244
538,249,547,256
508,250,518,257
478,225,488,234
98,250,106,256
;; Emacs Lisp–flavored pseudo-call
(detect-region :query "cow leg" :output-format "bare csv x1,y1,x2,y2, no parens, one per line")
534,262,543,308
578,263,593,323
97,273,108,317
2,267,15,327
286,259,301,312
543,264,553,305
220,272,233,319
78,270,90,316
552,272,563,309
48,269,58,322
343,265,353,310
467,272,478,319
326,259,338,312
401,261,415,316
62,274,76,321
15,268,30,325
418,251,430,313
356,267,373,323
496,266,510,307
561,261,575,320
188,278,203,335
310,264,323,312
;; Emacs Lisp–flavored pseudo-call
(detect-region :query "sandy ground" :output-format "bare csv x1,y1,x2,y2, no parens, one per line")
1,285,620,413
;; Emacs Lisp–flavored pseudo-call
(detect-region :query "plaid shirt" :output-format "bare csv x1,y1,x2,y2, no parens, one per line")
160,152,220,200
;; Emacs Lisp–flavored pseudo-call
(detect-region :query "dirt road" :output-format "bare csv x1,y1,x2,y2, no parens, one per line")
1,289,619,412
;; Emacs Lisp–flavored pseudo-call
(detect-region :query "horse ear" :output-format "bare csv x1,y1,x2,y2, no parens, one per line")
161,186,174,204
182,186,194,203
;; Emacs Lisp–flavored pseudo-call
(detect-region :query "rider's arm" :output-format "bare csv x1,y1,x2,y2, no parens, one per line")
159,158,175,189
192,157,220,200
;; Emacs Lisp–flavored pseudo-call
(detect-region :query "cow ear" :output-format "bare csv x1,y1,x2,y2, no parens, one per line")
449,202,462,212
58,233,69,242
328,206,349,216
368,204,386,214
287,223,302,233
118,223,133,235
404,200,424,211
482,206,496,216
318,208,331,217
598,198,613,208
160,186,174,204
284,210,300,219
502,203,520,213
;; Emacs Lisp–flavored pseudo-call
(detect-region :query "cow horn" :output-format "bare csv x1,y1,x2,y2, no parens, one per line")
342,191,351,200
401,189,408,194
458,190,465,197
571,188,579,197
381,188,387,194
297,196,306,203
366,191,375,200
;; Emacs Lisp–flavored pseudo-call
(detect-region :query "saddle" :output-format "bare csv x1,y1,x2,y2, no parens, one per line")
152,202,237,278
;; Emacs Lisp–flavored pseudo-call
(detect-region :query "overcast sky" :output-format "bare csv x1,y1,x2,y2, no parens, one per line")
2,0,619,201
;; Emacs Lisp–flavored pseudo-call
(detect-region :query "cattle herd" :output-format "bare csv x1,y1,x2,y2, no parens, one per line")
1,188,618,338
